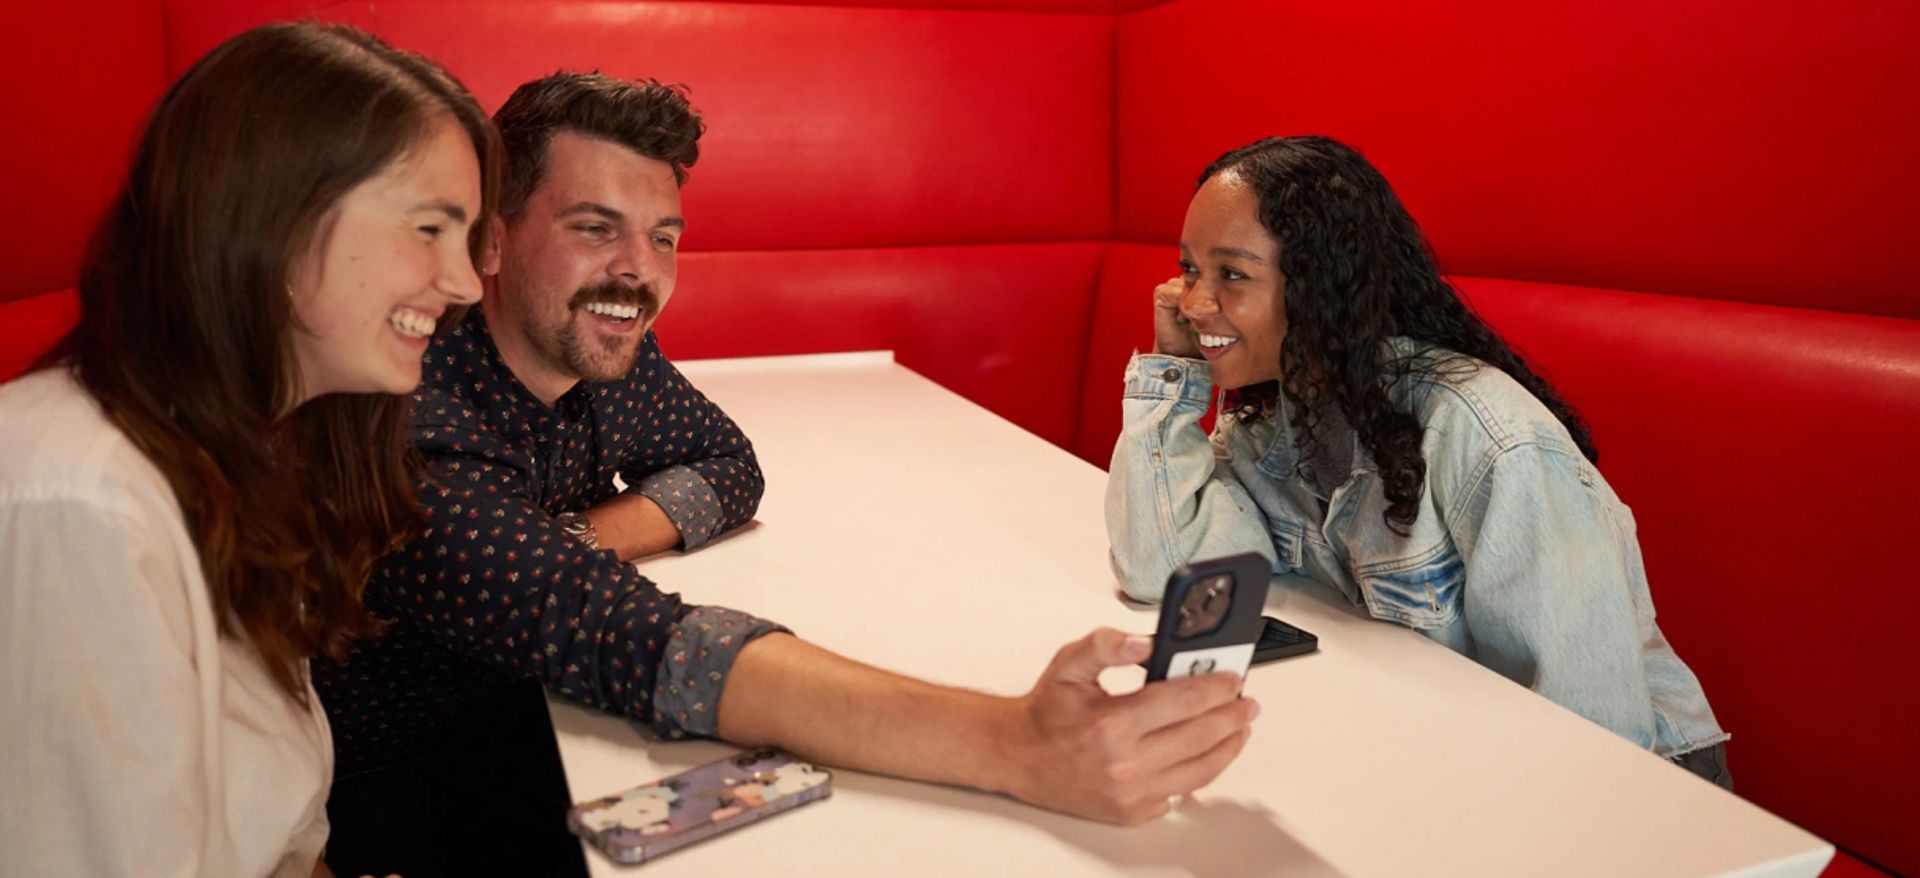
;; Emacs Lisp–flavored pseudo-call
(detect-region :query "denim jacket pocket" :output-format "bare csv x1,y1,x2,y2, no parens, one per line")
1267,517,1306,574
1356,543,1465,631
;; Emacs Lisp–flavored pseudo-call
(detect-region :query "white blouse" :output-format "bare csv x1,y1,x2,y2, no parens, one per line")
0,369,332,877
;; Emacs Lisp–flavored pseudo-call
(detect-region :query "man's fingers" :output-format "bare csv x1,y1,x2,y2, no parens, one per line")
1107,671,1244,738
1046,628,1152,687
1132,693,1258,777
1143,725,1253,803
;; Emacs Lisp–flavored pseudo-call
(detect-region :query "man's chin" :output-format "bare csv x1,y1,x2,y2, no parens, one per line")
574,340,643,382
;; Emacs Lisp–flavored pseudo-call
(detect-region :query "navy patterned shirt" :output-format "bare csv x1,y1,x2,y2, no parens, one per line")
316,309,778,777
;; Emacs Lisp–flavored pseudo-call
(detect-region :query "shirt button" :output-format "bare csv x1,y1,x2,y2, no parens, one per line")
1160,367,1182,383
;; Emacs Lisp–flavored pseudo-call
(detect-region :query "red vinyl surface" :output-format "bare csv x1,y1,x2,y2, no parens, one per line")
164,0,1114,253
1116,0,1920,320
667,244,1104,449
0,3,167,303
1459,276,1920,876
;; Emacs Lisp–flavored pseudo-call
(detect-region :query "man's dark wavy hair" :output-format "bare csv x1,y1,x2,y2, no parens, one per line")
1202,136,1596,535
494,71,705,218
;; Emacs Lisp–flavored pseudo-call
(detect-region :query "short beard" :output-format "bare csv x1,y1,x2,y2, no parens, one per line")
534,280,659,383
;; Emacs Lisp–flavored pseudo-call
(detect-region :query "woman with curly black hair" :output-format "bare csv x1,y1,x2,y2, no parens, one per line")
1104,136,1730,786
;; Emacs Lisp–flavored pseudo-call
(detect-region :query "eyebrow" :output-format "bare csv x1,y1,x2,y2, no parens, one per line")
557,202,623,222
1210,246,1266,264
415,199,469,223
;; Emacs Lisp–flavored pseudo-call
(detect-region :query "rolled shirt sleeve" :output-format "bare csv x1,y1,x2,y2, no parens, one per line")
617,336,765,550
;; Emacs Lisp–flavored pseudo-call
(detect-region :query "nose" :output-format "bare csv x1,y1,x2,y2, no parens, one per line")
606,234,664,289
440,251,483,305
1178,277,1221,321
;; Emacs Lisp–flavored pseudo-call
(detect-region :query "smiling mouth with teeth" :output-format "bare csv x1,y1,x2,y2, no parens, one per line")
1196,332,1240,349
388,307,437,339
582,301,643,323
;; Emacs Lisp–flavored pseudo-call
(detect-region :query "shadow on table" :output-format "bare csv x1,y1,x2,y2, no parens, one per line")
831,769,1344,878
1039,797,1343,878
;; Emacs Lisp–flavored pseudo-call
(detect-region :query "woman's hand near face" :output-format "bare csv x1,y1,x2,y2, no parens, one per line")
1151,276,1200,358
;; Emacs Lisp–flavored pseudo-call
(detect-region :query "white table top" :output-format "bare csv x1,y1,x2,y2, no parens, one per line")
550,351,1832,878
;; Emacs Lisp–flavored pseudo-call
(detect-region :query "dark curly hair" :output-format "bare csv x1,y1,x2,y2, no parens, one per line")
1202,136,1596,535
494,72,705,218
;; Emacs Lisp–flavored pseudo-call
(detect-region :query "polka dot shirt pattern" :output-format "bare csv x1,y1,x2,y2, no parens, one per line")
316,310,777,777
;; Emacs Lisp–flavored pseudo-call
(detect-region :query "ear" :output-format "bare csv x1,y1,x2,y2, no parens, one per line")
483,215,506,277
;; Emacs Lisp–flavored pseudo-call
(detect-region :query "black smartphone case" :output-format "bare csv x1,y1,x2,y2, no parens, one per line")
1145,552,1273,682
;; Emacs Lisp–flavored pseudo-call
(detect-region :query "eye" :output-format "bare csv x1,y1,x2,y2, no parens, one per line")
1221,266,1249,282
1178,260,1199,278
418,224,444,239
652,235,678,252
574,223,612,238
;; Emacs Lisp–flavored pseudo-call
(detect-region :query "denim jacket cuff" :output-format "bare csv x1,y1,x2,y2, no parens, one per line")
1124,353,1214,407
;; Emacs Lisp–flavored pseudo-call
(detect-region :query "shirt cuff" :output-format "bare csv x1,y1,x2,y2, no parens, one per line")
1125,353,1215,406
637,464,725,549
648,606,787,739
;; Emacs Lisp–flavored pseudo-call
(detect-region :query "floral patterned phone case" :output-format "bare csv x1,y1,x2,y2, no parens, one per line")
567,747,833,865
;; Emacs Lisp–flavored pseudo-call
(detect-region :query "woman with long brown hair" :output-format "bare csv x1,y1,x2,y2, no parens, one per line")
0,22,498,876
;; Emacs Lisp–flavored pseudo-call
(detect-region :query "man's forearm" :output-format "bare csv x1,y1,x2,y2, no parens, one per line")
585,492,682,560
710,629,1258,825
714,633,1021,797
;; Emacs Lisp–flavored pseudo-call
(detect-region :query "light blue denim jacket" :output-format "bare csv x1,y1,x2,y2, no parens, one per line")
1105,346,1726,757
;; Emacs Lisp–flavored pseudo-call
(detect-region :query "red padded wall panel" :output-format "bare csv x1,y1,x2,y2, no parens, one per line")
1116,0,1920,320
1460,278,1920,877
164,0,1114,251
1075,243,1175,463
663,244,1104,448
0,2,167,303
708,0,1117,11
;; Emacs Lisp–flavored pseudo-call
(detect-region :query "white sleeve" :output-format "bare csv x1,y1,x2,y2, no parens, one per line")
0,495,213,878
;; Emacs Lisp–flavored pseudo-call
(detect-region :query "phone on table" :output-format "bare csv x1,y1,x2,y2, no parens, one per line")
568,747,832,865
1145,553,1274,682
1253,615,1318,663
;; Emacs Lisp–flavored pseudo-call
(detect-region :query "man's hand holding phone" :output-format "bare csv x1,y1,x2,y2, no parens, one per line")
1001,628,1258,827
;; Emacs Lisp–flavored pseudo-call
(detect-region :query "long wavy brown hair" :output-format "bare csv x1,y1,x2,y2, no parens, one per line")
39,23,501,701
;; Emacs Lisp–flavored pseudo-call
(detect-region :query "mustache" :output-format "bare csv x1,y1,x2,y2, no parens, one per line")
568,280,659,317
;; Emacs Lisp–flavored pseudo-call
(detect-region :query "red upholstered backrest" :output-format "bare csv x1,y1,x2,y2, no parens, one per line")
0,0,1114,447
0,3,163,380
0,3,166,305
1462,279,1920,873
1114,0,1920,321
